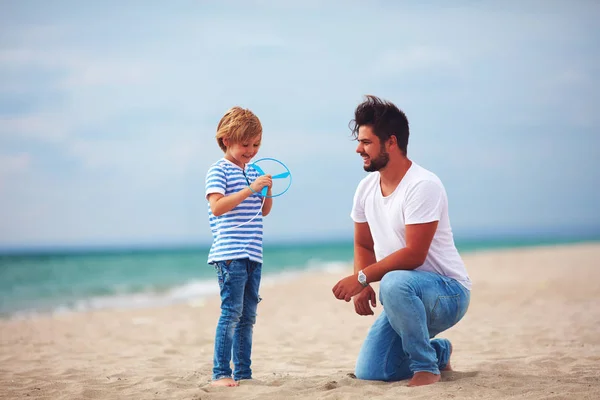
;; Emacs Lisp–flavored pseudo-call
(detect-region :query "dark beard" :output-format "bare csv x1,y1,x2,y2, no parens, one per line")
363,149,390,172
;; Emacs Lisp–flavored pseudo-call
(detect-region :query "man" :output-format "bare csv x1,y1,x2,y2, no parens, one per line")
332,95,472,387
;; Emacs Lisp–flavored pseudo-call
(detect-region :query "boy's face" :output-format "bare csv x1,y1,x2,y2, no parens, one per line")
224,135,262,166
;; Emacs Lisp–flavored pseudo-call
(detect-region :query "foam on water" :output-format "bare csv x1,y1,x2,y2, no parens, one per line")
7,260,351,320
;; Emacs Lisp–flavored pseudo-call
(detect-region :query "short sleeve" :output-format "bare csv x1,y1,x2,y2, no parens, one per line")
404,180,445,225
350,182,368,223
205,164,226,198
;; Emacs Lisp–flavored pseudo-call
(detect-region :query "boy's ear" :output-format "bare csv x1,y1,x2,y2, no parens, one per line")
222,137,229,147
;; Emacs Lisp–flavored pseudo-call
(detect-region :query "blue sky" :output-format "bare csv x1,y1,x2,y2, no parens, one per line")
1,0,599,248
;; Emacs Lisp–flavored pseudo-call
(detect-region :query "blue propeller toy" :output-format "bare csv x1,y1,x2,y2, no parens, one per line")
219,157,291,233
247,157,292,198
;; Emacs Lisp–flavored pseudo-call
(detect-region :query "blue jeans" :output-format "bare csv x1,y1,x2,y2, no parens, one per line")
212,258,262,381
355,270,470,381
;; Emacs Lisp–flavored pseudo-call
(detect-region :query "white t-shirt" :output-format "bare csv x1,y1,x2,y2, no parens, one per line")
350,162,472,290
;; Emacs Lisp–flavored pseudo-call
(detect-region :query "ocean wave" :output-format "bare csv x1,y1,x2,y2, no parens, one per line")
6,259,351,320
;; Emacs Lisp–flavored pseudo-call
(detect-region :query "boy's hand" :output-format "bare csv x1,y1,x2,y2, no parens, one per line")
250,174,272,193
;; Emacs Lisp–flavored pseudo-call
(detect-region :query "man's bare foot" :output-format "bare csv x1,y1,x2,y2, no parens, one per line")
210,378,239,387
407,371,441,387
443,342,453,371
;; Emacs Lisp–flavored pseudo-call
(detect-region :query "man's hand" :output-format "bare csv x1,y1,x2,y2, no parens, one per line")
332,274,365,302
353,285,377,315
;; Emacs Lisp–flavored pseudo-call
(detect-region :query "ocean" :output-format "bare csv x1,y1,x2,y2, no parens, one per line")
1,236,598,319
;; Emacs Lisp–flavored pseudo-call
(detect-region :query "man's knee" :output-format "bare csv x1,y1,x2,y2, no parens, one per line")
356,361,408,382
355,361,385,381
380,270,416,303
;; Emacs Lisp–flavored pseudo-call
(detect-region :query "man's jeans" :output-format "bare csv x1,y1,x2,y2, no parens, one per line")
212,258,262,381
355,270,470,381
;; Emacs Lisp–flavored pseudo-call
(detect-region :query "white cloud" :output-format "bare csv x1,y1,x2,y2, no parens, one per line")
229,33,286,49
61,60,159,88
65,130,210,186
374,46,462,76
0,47,160,88
0,114,70,141
0,153,31,175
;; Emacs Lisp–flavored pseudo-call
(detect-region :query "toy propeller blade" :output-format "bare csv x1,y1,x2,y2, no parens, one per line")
250,163,265,175
272,172,290,179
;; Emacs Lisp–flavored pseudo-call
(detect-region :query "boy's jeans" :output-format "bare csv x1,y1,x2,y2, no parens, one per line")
355,270,470,381
212,258,262,381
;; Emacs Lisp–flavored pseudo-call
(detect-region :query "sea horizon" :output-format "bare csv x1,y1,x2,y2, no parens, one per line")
1,225,599,256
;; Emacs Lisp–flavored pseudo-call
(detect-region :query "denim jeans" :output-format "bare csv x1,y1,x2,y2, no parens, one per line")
212,258,262,381
355,270,470,381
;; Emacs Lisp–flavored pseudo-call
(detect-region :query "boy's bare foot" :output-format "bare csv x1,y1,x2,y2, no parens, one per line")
407,371,441,387
210,378,239,387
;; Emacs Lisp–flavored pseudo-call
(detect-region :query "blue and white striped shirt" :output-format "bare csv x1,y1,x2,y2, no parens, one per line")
205,158,263,264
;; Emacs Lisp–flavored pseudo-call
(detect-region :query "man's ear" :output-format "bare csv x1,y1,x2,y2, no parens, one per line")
388,135,397,148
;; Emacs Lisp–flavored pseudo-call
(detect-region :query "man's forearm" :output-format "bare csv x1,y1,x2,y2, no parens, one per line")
363,247,423,283
354,244,376,274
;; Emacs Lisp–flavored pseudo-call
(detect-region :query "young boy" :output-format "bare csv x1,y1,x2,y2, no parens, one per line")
205,106,273,387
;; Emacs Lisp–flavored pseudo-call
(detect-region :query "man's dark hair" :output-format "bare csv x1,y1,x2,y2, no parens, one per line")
349,95,410,155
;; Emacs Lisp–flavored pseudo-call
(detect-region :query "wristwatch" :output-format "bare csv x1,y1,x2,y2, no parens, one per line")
358,270,368,287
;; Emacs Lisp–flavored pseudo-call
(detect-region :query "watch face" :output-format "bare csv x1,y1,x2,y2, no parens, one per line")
359,271,366,283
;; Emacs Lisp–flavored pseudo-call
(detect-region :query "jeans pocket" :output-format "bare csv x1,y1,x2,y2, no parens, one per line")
429,294,461,330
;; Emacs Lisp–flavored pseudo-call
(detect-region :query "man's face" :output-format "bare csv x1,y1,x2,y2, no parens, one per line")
355,126,389,172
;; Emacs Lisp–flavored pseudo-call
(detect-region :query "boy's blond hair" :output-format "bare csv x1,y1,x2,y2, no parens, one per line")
216,106,262,152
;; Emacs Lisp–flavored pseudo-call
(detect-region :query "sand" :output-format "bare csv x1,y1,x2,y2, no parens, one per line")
1,242,599,399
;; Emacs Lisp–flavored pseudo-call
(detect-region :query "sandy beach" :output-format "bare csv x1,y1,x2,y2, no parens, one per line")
1,242,599,400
